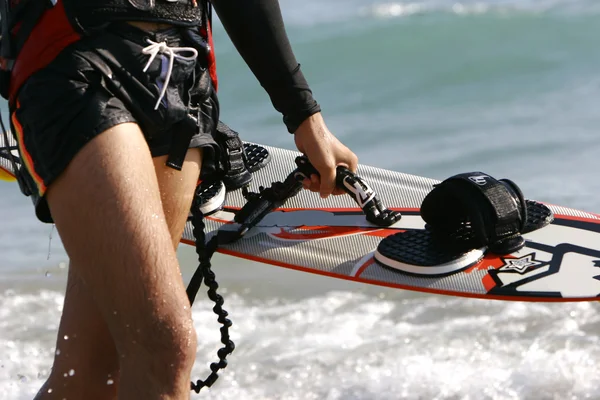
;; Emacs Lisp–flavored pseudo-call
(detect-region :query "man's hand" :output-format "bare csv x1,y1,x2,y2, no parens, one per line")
294,112,359,198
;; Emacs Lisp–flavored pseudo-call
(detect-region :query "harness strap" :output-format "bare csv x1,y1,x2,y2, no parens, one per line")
13,0,52,53
1,0,52,66
64,0,204,34
1,0,53,98
215,121,252,190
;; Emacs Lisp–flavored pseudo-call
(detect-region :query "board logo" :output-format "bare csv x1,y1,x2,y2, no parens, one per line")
498,253,544,274
468,175,489,186
486,242,600,298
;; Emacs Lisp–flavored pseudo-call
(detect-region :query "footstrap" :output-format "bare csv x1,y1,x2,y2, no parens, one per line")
421,172,529,254
215,121,253,190
375,172,554,275
193,143,272,217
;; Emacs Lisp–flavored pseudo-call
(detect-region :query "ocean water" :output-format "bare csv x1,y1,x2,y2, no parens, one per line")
2,0,600,399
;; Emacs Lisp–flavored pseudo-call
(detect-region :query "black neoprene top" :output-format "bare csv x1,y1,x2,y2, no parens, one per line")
212,0,321,133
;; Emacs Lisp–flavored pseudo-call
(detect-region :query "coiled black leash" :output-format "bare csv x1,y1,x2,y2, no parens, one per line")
185,155,399,393
187,206,235,393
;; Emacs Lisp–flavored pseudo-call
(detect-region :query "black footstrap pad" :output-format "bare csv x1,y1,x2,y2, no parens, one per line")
212,122,272,190
215,122,273,190
420,172,533,254
377,229,481,268
244,143,271,173
375,199,553,274
522,199,554,234
192,143,271,216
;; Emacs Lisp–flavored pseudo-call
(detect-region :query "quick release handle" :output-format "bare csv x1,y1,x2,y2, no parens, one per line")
294,156,401,227
294,156,367,198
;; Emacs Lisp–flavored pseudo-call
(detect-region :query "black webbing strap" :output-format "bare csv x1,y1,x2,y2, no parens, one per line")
0,0,13,62
420,172,527,253
1,0,55,99
1,0,51,63
13,0,50,52
215,121,252,190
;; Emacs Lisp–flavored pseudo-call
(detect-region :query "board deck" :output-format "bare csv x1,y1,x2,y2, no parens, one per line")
3,132,600,302
182,145,600,302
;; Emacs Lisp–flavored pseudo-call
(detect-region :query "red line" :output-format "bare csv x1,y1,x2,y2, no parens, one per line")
355,257,376,277
224,206,421,213
180,239,599,303
553,213,600,224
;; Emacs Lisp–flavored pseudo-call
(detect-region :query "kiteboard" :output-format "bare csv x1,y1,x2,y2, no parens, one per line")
3,133,600,302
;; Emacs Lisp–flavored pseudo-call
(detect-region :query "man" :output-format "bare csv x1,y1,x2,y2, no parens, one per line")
4,0,358,398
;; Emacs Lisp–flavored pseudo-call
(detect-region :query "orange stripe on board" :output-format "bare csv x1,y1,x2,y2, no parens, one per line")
553,213,600,224
179,238,600,302
11,108,46,196
224,206,422,213
355,257,376,277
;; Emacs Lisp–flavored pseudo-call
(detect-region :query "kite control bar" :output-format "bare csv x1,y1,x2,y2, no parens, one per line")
234,156,401,237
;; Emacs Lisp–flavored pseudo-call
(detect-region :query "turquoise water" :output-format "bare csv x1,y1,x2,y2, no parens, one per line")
2,1,600,398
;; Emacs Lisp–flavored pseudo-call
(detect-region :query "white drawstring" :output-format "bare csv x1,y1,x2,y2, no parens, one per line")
142,39,199,110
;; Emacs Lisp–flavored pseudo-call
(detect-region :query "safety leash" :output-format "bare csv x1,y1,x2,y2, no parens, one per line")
185,155,400,393
187,207,235,392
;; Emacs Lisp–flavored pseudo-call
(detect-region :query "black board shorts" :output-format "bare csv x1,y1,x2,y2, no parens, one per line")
11,23,220,223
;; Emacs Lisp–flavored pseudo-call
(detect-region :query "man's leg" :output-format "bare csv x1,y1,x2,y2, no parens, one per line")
35,145,203,400
38,123,199,399
36,265,120,399
152,151,202,250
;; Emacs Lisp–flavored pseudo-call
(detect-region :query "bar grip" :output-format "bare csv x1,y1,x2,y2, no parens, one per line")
294,156,401,226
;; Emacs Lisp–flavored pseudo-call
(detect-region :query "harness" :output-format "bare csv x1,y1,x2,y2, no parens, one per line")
0,0,220,186
0,0,207,100
0,0,52,98
64,0,204,33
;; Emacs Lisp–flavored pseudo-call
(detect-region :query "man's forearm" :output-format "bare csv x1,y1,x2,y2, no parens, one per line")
211,0,321,132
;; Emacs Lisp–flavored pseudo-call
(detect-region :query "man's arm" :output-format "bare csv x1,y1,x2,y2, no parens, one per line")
211,0,321,134
211,0,358,198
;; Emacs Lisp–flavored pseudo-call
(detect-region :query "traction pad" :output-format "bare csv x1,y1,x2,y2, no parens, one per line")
375,200,554,276
193,143,271,216
243,143,271,173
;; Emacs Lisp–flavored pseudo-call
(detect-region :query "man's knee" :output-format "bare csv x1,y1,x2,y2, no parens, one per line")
118,306,198,376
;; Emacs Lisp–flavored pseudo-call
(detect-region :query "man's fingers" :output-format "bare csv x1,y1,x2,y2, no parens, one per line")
331,187,346,196
302,165,352,196
302,175,320,193
319,167,337,199
311,174,320,187
301,177,311,190
348,153,359,173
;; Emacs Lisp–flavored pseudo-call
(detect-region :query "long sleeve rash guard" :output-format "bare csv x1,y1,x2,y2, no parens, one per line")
212,0,322,133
